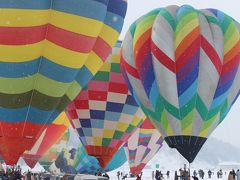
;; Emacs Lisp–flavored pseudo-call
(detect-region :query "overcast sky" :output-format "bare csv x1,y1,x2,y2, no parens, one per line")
120,0,240,148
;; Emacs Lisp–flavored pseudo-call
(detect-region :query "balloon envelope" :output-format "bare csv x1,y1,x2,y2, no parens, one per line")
22,112,70,168
124,119,163,175
50,129,126,174
66,41,145,168
0,0,127,165
121,5,240,163
39,128,70,170
54,146,126,175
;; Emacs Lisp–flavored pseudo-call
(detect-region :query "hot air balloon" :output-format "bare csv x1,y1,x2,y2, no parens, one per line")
22,112,70,168
66,41,145,168
39,128,70,170
50,129,126,174
0,0,127,165
124,119,163,176
52,145,127,174
75,144,127,174
121,5,240,163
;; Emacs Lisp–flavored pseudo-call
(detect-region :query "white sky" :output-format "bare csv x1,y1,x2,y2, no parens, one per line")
120,0,240,148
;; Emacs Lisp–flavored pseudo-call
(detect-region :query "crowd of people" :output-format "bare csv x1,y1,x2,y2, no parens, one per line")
149,168,240,180
116,171,143,180
0,165,22,179
0,164,57,180
1,165,240,180
115,168,240,180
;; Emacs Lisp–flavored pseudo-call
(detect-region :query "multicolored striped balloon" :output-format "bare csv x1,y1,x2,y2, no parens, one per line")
76,145,126,174
124,119,163,176
66,41,145,168
39,128,70,170
0,0,127,165
50,130,126,174
53,145,126,174
121,5,240,163
22,112,70,168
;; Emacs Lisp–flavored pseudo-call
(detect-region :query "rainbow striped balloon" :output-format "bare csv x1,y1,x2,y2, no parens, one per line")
121,5,240,163
124,119,163,176
0,0,127,165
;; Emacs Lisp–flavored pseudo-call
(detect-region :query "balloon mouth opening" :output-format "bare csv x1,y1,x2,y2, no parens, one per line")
165,136,207,163
96,156,112,169
85,146,119,169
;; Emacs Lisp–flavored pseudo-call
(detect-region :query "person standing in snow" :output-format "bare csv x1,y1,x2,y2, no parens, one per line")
208,170,212,178
155,170,159,180
136,175,141,180
166,171,170,178
228,170,234,180
236,169,240,180
233,169,236,179
202,170,205,179
136,172,142,180
193,170,197,178
174,171,178,180
117,171,120,180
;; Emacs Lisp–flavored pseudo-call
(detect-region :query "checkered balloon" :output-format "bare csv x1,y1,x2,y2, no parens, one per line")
66,41,145,168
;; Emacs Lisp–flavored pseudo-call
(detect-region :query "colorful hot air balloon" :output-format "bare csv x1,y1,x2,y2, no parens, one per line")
0,0,127,165
121,5,240,163
66,41,145,168
22,112,70,168
39,128,70,170
124,119,163,176
50,129,126,174
75,143,127,174
52,145,127,174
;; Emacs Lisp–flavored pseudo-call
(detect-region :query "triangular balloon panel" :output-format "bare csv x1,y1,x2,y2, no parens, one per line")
0,0,127,165
22,112,70,168
39,128,70,170
66,41,145,168
124,119,163,175
121,5,240,163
